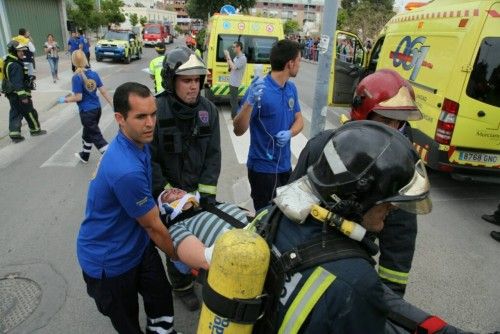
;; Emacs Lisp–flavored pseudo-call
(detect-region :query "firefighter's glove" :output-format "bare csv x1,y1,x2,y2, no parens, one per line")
171,260,191,274
204,244,214,265
246,77,265,106
275,130,291,147
57,96,66,104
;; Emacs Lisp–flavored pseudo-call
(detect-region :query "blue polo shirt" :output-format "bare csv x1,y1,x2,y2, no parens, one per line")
77,131,155,279
68,37,81,53
80,36,90,53
242,74,300,173
72,69,103,112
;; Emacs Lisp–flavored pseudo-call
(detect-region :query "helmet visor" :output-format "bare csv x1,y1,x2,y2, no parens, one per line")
374,86,423,121
377,159,432,214
175,54,208,76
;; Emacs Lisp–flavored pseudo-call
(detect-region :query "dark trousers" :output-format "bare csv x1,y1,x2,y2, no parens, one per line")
7,95,41,138
229,85,239,119
248,168,291,211
83,242,176,334
378,208,418,296
79,108,108,151
85,51,91,67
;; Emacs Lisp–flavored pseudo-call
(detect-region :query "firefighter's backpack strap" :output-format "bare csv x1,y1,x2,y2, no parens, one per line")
202,276,267,324
203,203,247,229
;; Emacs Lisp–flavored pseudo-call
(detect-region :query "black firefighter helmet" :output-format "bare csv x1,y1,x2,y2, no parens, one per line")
307,120,431,215
161,46,207,93
7,40,28,54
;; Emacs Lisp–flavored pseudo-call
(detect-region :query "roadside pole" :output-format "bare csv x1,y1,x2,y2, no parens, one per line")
309,0,339,137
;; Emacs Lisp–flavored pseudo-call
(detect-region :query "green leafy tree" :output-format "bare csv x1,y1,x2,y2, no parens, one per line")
195,28,206,50
101,0,126,28
283,19,300,36
129,13,139,27
134,2,145,7
140,16,148,26
339,0,395,41
186,0,256,19
67,0,97,31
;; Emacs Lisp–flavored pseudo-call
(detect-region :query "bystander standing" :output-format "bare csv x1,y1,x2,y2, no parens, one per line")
224,41,247,119
44,34,60,83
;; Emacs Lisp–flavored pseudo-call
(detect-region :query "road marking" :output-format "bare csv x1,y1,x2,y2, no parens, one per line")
40,105,115,168
299,100,343,130
222,111,250,164
0,104,77,169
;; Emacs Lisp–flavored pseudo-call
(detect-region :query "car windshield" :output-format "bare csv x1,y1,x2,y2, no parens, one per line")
104,31,129,41
145,27,160,34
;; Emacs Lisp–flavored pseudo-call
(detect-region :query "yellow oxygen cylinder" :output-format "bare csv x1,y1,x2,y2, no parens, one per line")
197,228,270,334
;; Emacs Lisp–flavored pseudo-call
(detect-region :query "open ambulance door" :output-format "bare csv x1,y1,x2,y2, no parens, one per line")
327,31,369,106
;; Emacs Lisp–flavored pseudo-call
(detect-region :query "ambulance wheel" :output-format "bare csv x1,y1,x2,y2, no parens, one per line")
96,56,102,62
124,53,131,64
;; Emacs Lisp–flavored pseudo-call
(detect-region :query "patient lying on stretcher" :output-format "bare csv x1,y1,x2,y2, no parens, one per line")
158,188,249,271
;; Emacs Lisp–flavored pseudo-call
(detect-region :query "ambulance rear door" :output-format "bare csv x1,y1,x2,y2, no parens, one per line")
449,2,500,169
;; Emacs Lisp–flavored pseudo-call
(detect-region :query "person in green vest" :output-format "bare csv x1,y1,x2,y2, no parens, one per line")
149,42,166,94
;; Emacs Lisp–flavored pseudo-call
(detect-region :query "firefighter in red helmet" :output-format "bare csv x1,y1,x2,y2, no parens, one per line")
352,69,423,296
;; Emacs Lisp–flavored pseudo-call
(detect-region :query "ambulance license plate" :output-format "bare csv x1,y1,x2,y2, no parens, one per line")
104,52,114,56
458,151,499,164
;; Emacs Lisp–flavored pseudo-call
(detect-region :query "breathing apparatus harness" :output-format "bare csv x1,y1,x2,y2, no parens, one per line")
197,194,376,331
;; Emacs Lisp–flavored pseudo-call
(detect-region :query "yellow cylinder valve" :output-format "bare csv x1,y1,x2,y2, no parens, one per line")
197,228,270,334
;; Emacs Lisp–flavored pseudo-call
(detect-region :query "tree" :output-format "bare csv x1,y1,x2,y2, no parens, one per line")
283,19,300,36
339,0,395,41
67,0,98,31
134,2,145,7
101,0,126,28
66,0,105,36
186,0,256,19
129,13,139,27
140,16,148,27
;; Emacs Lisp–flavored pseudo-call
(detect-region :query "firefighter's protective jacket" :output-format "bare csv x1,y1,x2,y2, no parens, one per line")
3,54,30,97
151,93,221,200
273,215,388,333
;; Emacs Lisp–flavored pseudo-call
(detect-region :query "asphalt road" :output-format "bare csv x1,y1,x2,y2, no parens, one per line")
0,44,499,334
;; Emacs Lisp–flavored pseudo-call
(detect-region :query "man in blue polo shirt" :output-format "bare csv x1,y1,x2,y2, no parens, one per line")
67,31,82,72
79,30,91,67
77,82,179,333
233,39,304,210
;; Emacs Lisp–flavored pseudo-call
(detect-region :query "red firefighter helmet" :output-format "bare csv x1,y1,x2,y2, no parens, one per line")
350,69,422,121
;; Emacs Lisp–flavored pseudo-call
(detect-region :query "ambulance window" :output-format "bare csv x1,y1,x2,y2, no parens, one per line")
216,34,278,64
466,37,500,108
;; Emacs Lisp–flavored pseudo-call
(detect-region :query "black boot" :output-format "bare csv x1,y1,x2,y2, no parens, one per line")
491,231,500,242
11,135,25,143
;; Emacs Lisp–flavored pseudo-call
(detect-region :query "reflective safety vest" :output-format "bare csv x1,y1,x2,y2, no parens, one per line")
149,55,165,94
278,266,336,334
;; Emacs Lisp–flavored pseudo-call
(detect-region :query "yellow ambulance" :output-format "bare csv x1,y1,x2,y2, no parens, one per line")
203,14,284,102
328,0,500,177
